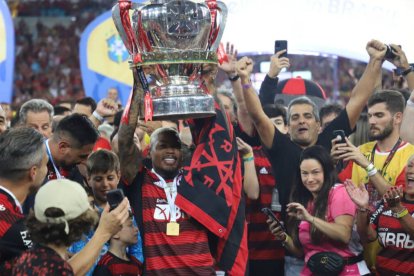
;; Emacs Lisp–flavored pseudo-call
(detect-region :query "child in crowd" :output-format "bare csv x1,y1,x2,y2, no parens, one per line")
93,217,143,275
68,149,143,275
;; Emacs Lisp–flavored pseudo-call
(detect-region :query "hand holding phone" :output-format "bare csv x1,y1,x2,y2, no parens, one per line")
106,189,125,211
275,40,288,58
262,207,286,232
333,130,346,144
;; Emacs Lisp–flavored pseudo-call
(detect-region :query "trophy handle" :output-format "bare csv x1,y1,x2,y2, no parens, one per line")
207,0,228,52
112,0,143,56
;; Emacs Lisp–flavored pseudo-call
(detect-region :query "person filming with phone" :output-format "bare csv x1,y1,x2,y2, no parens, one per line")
268,146,369,275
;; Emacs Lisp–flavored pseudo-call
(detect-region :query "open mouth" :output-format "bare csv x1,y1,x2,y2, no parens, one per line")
298,127,308,134
163,156,177,165
407,176,414,187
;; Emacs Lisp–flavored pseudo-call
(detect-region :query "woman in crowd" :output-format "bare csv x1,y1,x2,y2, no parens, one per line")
11,179,100,275
345,153,414,275
269,145,368,275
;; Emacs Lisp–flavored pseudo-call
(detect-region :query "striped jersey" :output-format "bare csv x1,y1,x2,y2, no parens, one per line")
246,146,284,261
93,251,142,276
372,199,414,275
139,170,215,275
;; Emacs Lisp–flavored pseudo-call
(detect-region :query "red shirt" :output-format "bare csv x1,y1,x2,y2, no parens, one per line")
0,187,31,264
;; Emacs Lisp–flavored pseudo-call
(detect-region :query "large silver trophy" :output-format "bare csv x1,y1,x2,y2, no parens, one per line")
112,0,227,120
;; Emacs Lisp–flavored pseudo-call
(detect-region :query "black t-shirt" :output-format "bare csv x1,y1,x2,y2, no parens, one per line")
0,188,31,265
265,109,352,217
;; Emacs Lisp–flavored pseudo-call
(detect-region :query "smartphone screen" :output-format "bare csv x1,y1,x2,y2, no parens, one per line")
275,40,288,57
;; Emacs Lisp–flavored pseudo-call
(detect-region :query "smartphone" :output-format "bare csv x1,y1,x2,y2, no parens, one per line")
106,189,125,211
275,40,288,57
333,129,346,144
262,207,286,232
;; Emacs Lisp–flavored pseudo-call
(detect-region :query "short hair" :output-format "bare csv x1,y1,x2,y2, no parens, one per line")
76,97,97,113
87,149,120,176
319,103,343,120
287,96,320,123
367,90,406,114
150,127,181,153
263,104,287,125
54,105,72,116
25,208,98,247
0,128,45,181
216,89,237,115
53,114,99,148
19,99,53,124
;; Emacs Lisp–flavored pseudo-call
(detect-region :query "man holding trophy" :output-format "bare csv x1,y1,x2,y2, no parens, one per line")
114,0,248,274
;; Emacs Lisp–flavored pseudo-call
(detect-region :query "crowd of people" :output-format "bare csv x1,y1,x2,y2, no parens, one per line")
2,3,414,274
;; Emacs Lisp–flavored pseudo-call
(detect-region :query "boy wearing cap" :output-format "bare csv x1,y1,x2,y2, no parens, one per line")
93,217,143,276
11,179,99,275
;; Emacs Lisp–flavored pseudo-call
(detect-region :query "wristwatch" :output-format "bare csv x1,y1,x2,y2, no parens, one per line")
402,64,414,76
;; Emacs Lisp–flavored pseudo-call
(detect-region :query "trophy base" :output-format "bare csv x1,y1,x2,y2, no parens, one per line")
150,94,216,120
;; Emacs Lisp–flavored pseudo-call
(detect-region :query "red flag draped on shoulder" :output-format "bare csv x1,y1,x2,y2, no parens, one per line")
176,101,248,275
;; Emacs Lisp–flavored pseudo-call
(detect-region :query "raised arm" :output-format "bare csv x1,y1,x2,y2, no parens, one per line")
259,50,290,105
344,180,378,244
89,98,119,128
236,57,275,148
393,45,414,144
218,43,255,136
69,200,130,275
346,40,386,130
384,186,414,238
118,84,143,184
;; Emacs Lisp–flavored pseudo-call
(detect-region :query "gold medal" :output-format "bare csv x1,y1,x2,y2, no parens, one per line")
166,222,180,236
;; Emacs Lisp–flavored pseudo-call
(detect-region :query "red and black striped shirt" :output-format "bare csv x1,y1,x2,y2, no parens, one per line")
246,146,284,261
93,251,142,276
372,199,414,275
130,169,215,275
0,188,31,265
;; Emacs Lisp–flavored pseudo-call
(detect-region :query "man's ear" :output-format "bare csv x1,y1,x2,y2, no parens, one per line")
394,112,403,124
58,140,71,154
29,165,37,182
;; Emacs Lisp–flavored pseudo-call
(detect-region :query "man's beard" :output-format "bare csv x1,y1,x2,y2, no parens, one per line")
369,120,394,141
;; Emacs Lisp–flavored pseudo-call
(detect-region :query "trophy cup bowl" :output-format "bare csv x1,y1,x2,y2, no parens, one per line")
112,0,227,120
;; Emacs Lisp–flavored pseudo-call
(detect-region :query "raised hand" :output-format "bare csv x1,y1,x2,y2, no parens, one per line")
388,44,411,69
268,50,290,78
236,57,254,82
383,186,404,212
218,42,238,75
344,179,369,209
95,98,119,118
366,39,387,61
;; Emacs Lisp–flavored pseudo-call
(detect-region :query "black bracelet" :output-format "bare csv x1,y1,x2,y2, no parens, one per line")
402,66,414,76
228,74,240,82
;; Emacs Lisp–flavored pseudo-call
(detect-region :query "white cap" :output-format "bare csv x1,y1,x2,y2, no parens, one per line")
34,179,90,234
